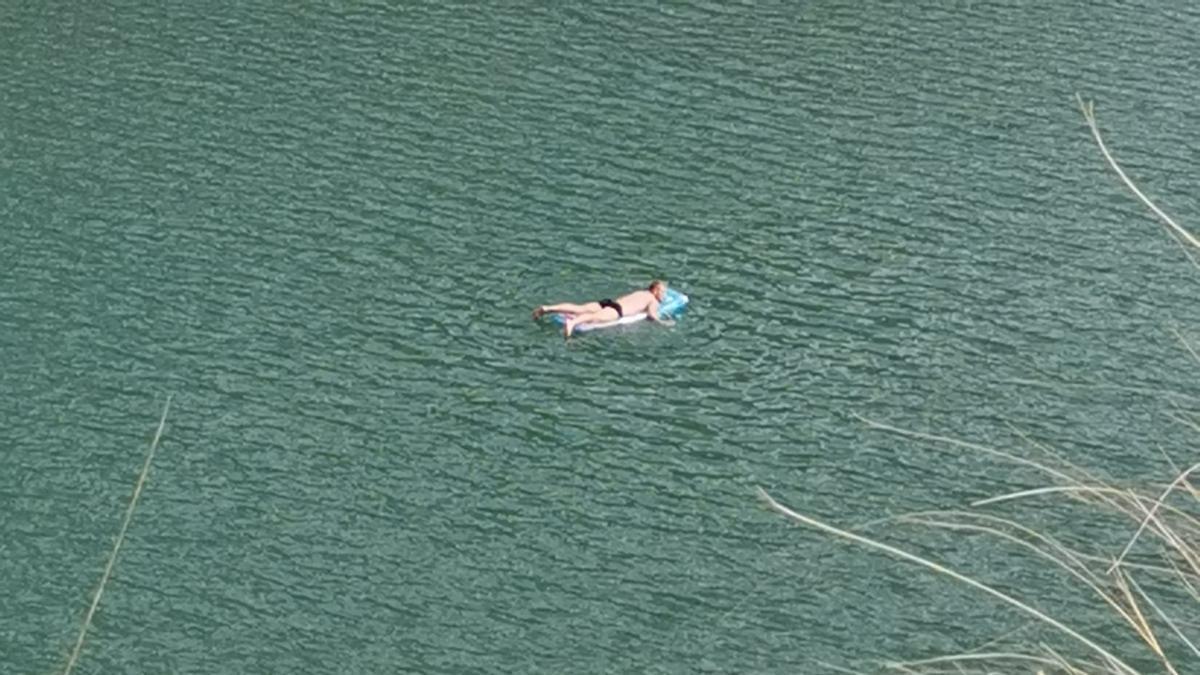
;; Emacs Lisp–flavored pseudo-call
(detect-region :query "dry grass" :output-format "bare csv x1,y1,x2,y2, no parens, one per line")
759,100,1200,674
61,396,172,675
760,428,1200,674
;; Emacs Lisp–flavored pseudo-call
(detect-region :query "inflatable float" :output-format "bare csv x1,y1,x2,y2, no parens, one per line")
549,288,689,333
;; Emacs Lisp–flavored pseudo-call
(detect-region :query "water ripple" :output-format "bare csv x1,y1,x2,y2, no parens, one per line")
5,0,1200,673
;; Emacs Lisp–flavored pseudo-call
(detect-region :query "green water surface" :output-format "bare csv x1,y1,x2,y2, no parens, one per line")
3,1,1200,672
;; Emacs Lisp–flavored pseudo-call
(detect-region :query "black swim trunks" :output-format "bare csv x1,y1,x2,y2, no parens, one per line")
598,298,623,317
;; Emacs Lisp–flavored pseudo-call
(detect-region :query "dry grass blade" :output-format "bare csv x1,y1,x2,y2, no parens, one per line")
1065,548,1200,585
973,485,1112,508
1040,643,1105,675
904,511,1098,583
970,478,1200,655
902,513,1141,634
853,415,1087,489
862,416,1143,525
1003,377,1200,404
1109,462,1200,574
1158,446,1183,478
1126,572,1200,660
1170,327,1200,369
1124,497,1200,579
756,488,1141,675
1075,94,1200,253
1166,556,1200,604
949,618,1038,659
974,484,1200,548
1004,422,1110,490
814,660,869,675
1112,570,1178,675
889,651,1070,672
62,396,172,675
1165,411,1200,435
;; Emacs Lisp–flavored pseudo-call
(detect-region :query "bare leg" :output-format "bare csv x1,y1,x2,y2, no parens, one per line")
534,301,601,320
563,307,620,338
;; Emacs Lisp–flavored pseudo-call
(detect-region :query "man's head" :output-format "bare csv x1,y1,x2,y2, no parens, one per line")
648,279,667,301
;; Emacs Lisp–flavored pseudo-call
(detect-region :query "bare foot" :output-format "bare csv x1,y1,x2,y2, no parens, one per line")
532,306,546,320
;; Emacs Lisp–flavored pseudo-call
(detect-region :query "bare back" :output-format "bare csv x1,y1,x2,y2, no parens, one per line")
614,289,656,316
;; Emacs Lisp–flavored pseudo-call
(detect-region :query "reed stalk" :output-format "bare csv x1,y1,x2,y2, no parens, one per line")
761,99,1200,673
61,396,172,675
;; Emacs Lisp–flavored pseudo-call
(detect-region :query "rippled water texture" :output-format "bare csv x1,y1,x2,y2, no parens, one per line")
4,1,1200,672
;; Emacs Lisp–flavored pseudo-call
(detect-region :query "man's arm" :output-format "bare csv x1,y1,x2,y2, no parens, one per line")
645,299,675,326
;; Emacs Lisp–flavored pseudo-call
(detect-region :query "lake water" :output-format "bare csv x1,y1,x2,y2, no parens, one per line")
4,1,1200,672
